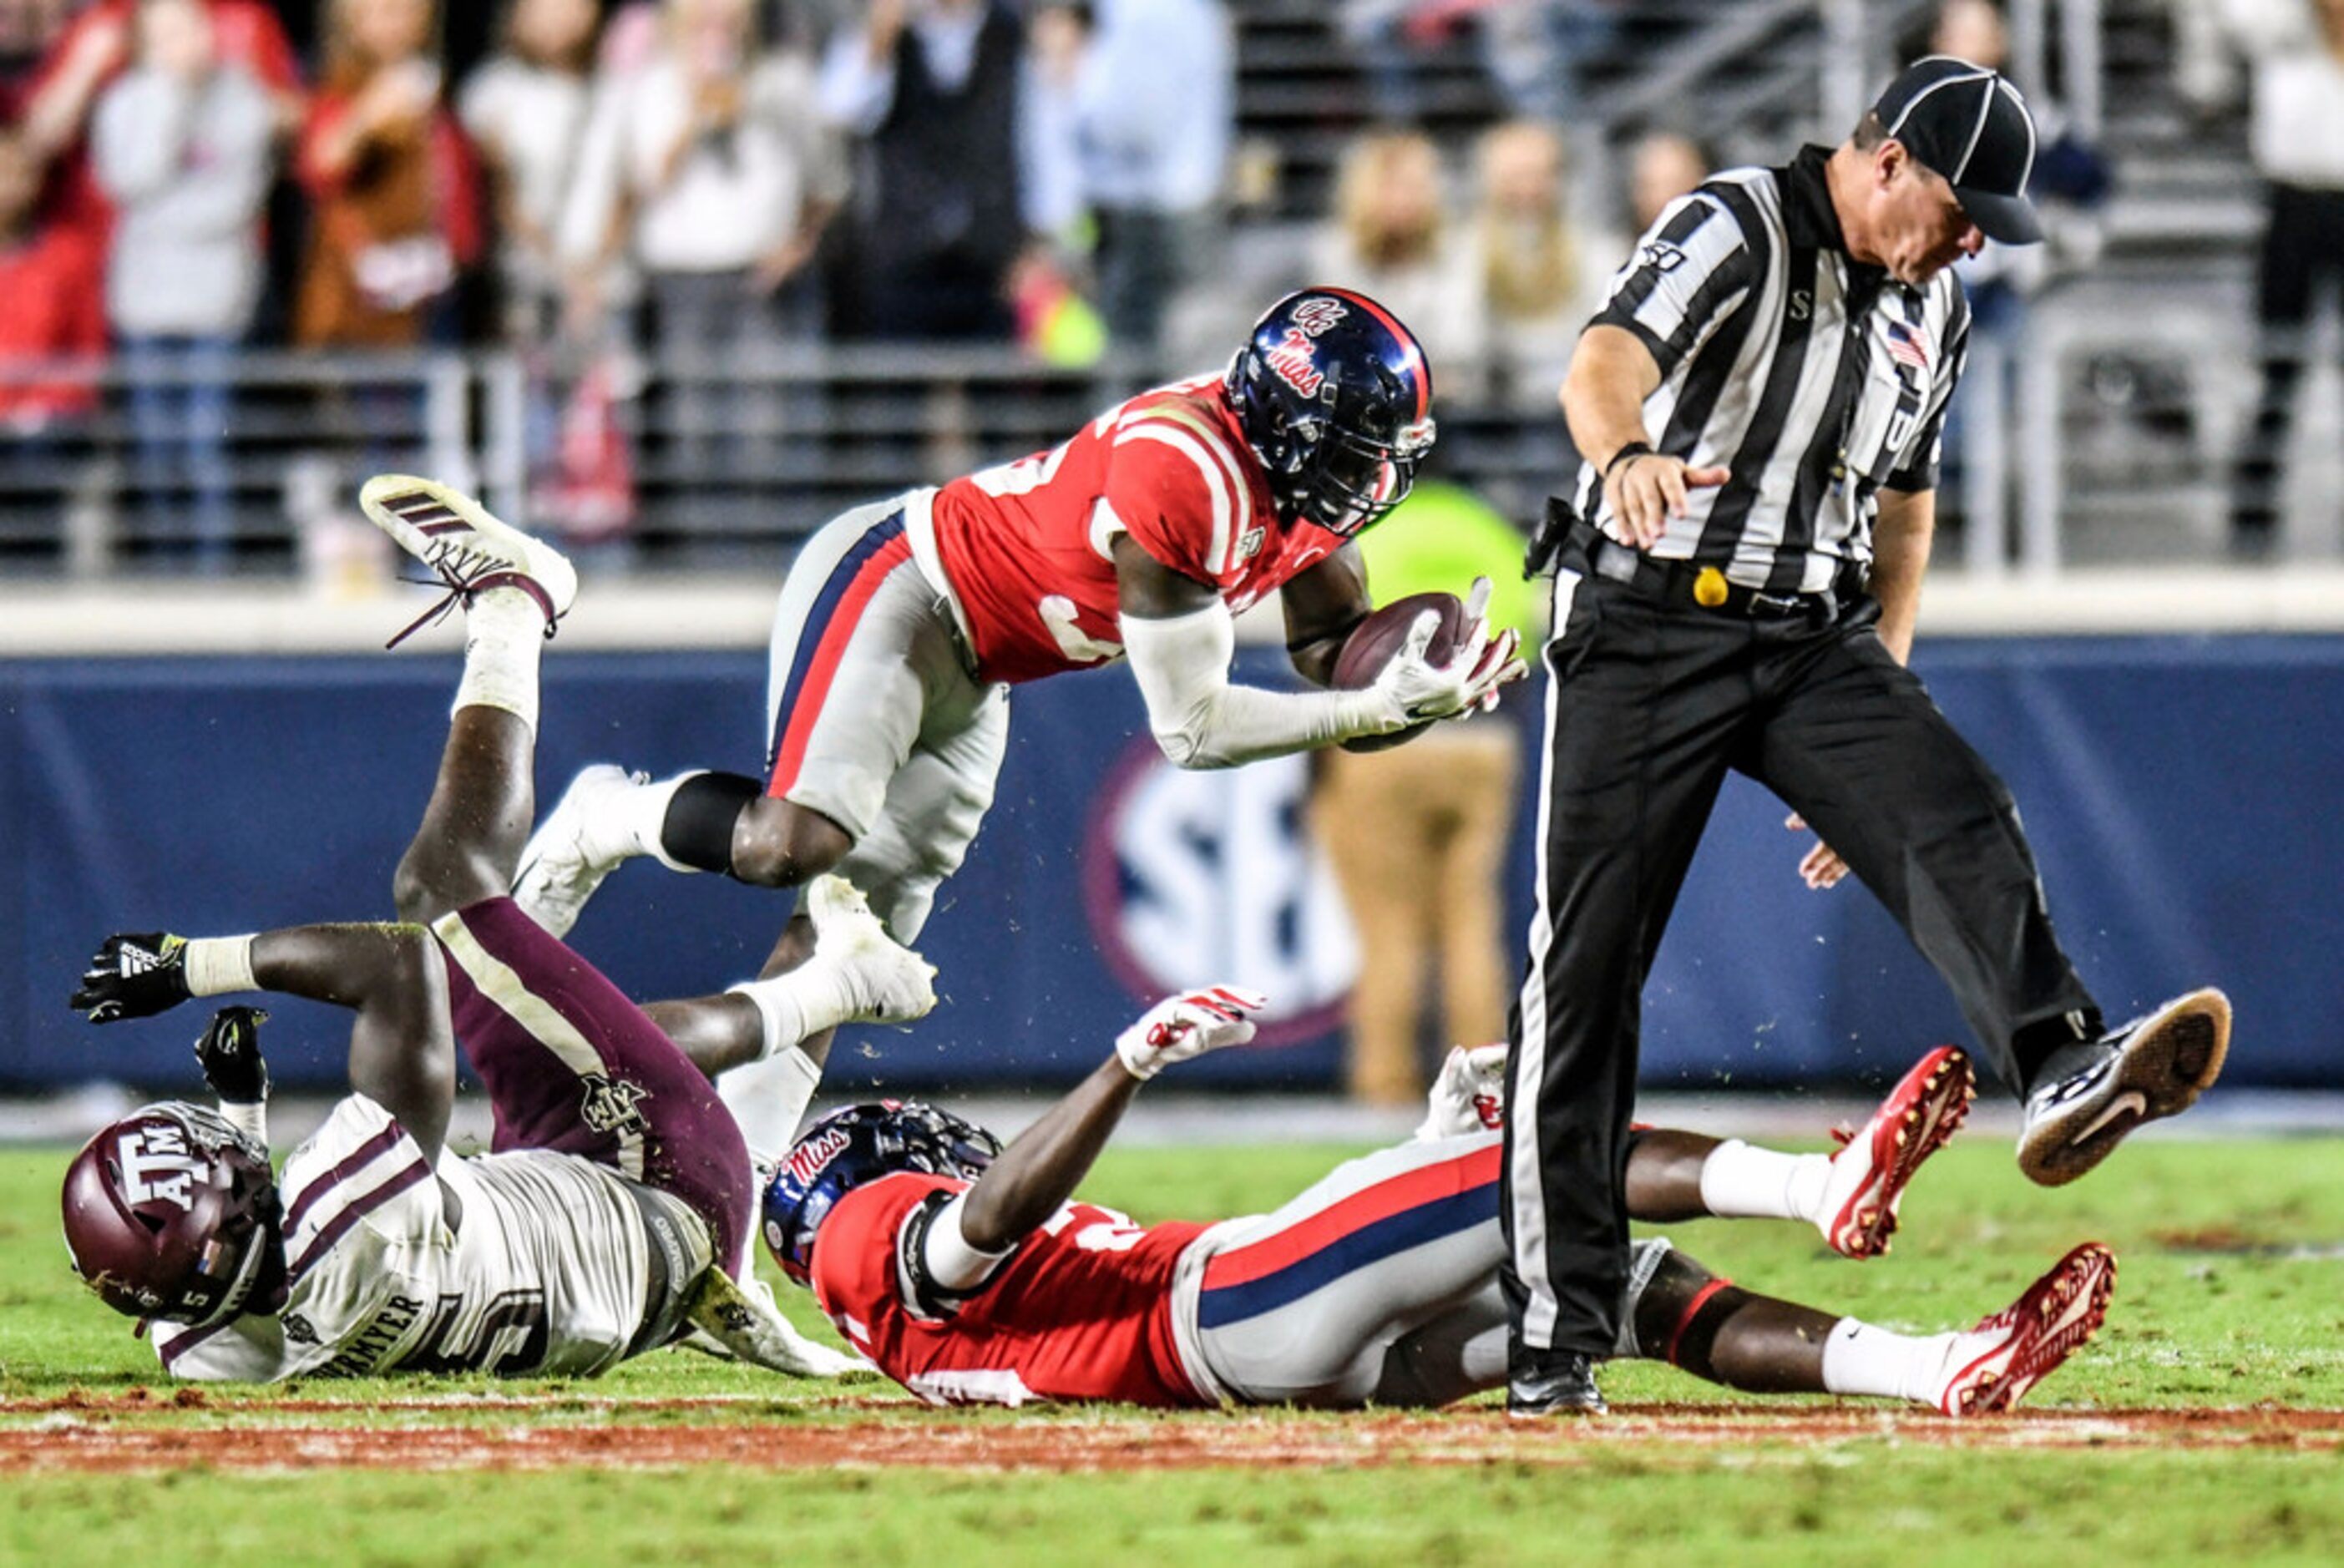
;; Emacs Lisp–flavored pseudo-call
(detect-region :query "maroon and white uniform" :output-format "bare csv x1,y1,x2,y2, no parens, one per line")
154,896,752,1382
761,377,1341,939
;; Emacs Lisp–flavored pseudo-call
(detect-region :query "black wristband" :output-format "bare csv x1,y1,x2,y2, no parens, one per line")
1604,442,1655,478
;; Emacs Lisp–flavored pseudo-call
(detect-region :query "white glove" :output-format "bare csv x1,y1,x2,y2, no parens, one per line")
1415,1043,1510,1141
1370,578,1526,726
1115,984,1268,1080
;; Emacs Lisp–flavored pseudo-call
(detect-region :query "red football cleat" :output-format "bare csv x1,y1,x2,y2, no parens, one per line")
1817,1044,1976,1258
1937,1242,2119,1416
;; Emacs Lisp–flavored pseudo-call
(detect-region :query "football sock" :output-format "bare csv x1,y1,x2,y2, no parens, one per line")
656,771,762,875
1695,1139,1833,1223
716,1045,823,1170
452,587,546,734
726,951,867,1057
1820,1318,1962,1405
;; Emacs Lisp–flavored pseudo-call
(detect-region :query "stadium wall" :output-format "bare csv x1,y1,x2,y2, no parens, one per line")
2,636,2336,1094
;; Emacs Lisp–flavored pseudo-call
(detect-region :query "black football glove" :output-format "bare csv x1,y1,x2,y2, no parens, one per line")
70,932,193,1024
195,1005,270,1105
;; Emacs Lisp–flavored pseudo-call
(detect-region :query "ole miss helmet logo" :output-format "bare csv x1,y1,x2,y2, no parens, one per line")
1290,296,1349,336
1265,328,1326,397
1264,296,1352,397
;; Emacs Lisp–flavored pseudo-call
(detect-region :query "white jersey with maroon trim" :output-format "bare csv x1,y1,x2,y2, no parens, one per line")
153,1095,660,1382
915,375,1341,685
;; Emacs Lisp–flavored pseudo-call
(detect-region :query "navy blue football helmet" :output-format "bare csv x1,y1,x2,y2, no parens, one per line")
762,1101,1002,1286
1225,286,1436,538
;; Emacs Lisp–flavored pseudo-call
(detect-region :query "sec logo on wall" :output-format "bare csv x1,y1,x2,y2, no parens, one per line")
1081,738,1359,1045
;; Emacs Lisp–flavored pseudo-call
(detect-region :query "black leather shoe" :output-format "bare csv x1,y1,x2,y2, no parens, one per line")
1506,1347,1607,1417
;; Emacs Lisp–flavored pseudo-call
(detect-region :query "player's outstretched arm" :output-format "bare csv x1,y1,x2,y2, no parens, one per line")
73,924,457,1162
957,985,1264,1252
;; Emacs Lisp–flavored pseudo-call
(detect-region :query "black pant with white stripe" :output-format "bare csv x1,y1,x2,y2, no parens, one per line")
1503,569,2101,1358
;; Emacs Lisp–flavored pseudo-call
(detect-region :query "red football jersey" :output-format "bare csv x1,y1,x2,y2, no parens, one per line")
809,1173,1213,1409
925,375,1342,685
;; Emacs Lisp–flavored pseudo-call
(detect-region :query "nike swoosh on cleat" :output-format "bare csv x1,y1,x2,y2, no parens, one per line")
2073,1090,2148,1145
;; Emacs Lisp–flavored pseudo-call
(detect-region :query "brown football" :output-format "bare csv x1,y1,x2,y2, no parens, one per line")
1331,591,1467,753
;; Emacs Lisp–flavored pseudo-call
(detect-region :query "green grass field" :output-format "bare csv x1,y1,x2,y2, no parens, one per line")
5,1133,2343,1565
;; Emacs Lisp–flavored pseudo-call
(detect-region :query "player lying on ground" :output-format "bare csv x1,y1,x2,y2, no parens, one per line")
497,287,1526,1166
58,485,933,1380
767,1009,2114,1416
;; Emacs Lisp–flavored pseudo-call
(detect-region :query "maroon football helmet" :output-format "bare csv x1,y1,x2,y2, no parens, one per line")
61,1103,283,1327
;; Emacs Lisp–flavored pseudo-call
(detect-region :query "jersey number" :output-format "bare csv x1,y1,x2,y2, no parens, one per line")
405,1289,551,1375
1038,1205,1147,1254
969,438,1075,498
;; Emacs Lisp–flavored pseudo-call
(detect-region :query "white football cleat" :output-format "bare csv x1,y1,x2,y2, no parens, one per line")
1936,1242,2117,1416
359,474,577,645
1816,1044,1975,1259
804,874,937,1025
512,763,646,938
677,1267,874,1380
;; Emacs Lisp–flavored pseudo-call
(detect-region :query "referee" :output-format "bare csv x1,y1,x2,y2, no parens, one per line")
1505,58,2231,1415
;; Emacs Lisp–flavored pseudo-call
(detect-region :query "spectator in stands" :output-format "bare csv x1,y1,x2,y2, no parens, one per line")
1344,0,1617,129
1073,0,1233,357
1019,0,1090,254
1310,129,1483,386
819,0,1029,341
0,3,82,115
1627,126,1710,231
18,0,300,353
1467,118,1615,404
90,0,276,573
561,0,845,476
462,0,602,346
2219,0,2344,559
0,121,103,556
1922,2,2109,544
1309,478,1537,1106
1010,2,1107,366
293,0,481,352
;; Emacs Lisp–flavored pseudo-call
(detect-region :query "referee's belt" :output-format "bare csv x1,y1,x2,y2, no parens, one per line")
1572,522,1865,621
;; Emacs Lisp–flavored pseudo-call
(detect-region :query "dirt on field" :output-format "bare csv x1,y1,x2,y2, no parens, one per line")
4,1396,2343,1474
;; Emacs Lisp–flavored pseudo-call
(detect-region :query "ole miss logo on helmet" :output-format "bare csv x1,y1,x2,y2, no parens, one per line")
785,1124,853,1186
1264,296,1350,397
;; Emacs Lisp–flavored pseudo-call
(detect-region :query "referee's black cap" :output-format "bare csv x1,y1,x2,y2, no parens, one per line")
1872,55,2043,245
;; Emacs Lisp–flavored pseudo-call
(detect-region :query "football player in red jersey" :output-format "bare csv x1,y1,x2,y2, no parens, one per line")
508,288,1525,1160
767,995,2117,1418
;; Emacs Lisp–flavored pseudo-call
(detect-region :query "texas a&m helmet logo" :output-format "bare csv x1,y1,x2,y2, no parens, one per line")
115,1122,208,1211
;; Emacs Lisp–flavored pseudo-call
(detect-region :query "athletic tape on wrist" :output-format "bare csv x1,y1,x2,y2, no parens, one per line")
185,936,258,998
220,1098,268,1144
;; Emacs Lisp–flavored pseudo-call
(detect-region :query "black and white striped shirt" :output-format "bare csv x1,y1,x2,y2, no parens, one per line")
1569,145,1972,594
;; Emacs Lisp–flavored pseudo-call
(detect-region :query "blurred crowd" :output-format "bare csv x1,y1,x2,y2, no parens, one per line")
0,0,1701,390
0,0,2335,573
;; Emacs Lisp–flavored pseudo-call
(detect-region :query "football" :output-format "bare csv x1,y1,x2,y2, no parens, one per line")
1331,590,1469,753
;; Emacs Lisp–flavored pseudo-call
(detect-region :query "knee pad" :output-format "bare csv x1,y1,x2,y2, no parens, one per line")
662,771,762,874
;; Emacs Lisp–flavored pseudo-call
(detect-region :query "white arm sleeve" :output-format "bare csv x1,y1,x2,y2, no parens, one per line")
1118,602,1400,770
921,1191,1015,1294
